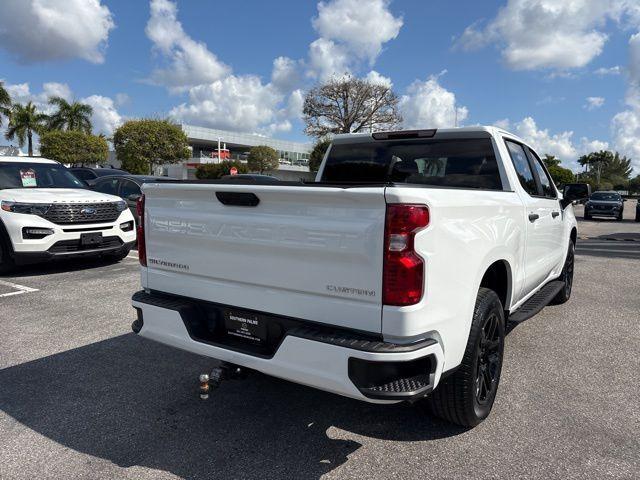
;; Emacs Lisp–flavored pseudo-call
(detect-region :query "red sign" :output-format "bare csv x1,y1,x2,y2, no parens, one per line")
230,167,238,175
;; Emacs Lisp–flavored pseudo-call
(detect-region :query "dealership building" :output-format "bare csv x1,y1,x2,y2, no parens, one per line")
160,124,313,180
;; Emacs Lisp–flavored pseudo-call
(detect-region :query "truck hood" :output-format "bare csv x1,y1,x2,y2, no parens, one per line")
0,188,121,204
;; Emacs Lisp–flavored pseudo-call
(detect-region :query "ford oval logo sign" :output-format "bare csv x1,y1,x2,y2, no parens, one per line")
81,207,97,215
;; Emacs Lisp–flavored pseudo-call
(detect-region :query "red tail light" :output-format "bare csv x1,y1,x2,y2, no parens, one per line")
136,194,147,267
383,204,429,306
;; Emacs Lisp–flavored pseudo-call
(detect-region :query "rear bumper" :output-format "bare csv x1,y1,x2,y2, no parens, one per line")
131,290,445,403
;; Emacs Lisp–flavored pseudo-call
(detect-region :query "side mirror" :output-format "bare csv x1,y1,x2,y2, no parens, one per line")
127,193,142,202
561,183,591,209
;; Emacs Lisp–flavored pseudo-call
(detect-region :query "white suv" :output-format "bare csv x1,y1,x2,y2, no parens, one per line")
0,157,136,272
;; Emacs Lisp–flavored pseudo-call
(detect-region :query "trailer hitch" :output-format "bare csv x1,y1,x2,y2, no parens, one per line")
198,362,246,400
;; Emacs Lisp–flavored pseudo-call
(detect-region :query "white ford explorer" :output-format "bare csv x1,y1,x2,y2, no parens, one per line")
0,157,136,272
130,127,590,427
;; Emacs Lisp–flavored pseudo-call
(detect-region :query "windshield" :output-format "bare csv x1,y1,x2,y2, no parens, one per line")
0,162,85,190
320,138,502,190
590,192,621,201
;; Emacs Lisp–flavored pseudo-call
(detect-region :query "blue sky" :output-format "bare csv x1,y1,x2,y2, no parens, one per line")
1,0,639,172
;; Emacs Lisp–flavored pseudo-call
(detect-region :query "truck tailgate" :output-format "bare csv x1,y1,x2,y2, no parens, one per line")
142,183,386,333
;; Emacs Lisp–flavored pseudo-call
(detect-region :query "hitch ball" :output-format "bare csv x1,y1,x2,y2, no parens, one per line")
199,373,210,400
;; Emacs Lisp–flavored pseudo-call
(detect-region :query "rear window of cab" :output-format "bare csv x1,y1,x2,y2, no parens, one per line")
321,138,503,190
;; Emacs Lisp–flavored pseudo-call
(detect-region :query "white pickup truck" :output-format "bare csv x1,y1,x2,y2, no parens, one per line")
131,126,589,427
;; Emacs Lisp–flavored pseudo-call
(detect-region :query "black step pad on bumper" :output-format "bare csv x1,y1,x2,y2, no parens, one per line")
508,280,564,324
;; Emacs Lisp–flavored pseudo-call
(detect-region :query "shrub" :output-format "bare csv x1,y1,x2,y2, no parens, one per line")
195,161,249,179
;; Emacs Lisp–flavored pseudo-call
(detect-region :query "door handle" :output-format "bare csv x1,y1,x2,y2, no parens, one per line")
528,213,540,222
552,211,560,218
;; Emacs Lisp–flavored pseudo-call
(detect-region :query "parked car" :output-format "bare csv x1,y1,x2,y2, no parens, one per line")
131,126,589,427
636,199,640,222
584,191,625,221
68,167,129,186
0,157,136,272
91,174,176,223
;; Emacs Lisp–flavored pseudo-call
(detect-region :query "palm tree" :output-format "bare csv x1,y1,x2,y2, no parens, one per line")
0,81,11,126
47,96,93,133
5,102,48,156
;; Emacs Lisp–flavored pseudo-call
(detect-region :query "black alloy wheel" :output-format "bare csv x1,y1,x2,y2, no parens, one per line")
475,312,502,406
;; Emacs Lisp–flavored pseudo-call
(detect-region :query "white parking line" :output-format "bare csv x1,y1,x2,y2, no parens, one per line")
0,279,39,298
126,253,139,260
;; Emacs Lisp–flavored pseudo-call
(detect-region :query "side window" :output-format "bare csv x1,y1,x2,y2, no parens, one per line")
72,170,93,181
527,149,556,198
94,178,119,195
120,180,140,199
505,141,539,196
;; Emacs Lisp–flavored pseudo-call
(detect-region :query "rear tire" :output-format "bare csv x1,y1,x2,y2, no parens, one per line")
426,288,505,427
550,242,575,305
636,212,640,222
584,212,591,220
616,212,623,221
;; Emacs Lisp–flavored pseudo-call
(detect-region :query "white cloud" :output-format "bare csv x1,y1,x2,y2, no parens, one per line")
494,118,511,130
456,0,640,71
585,96,606,110
612,32,640,173
169,75,286,134
365,70,393,87
308,0,402,79
513,117,578,160
308,38,351,80
144,0,313,136
399,75,468,129
286,89,305,119
4,81,71,114
594,66,622,75
145,0,230,90
313,0,402,63
271,57,303,94
579,138,610,154
81,95,123,136
0,0,114,64
503,116,609,170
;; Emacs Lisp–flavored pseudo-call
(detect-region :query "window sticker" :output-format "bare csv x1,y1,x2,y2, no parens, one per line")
20,169,37,187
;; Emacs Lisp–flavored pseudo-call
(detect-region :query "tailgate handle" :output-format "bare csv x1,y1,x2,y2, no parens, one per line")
215,191,260,207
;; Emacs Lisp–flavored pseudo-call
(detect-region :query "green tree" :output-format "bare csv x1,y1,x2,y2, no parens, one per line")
546,164,575,186
113,119,190,174
629,175,640,195
601,152,633,180
4,102,48,156
309,138,331,172
40,130,108,166
247,145,279,173
47,97,93,133
578,150,633,189
542,154,561,168
0,81,11,126
195,161,249,179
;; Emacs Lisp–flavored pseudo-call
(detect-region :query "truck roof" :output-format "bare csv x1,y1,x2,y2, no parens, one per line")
0,156,59,164
332,126,525,144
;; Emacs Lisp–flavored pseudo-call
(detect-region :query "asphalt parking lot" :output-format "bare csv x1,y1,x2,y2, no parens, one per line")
1,207,639,480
